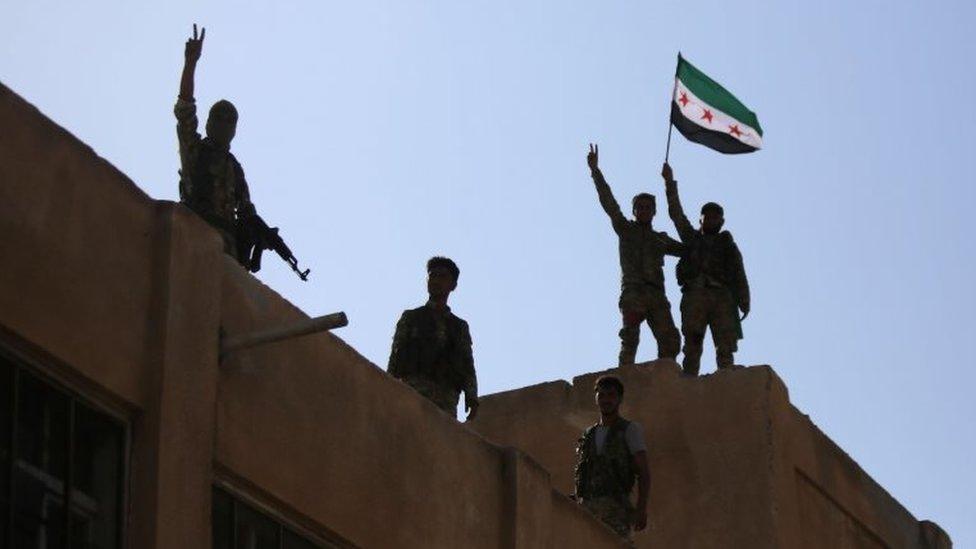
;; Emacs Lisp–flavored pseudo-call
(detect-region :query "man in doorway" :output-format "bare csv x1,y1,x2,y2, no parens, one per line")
587,144,684,366
574,375,650,544
387,257,479,421
662,162,751,376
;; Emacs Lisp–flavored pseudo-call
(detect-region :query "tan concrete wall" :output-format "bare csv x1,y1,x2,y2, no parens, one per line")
469,362,779,548
768,379,951,548
216,265,624,548
469,361,951,548
1,82,624,549
0,83,158,409
2,79,950,549
1,82,225,549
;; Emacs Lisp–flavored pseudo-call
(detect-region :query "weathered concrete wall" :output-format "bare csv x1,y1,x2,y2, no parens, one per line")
469,361,952,548
0,83,158,408
0,83,225,549
1,82,624,549
469,362,779,548
216,264,625,548
769,380,952,549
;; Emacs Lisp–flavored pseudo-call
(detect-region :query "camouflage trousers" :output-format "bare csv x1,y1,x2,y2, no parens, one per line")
680,286,739,376
401,375,460,414
581,495,634,544
618,287,681,366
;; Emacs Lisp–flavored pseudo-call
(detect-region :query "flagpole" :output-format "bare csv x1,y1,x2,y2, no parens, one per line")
664,52,681,164
664,114,674,163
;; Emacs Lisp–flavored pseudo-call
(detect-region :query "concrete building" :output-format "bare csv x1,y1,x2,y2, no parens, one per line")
0,82,951,548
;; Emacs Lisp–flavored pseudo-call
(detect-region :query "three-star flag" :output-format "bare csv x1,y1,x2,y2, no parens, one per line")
670,54,763,154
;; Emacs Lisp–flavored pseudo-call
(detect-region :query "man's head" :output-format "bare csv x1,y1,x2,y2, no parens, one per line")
699,202,725,235
426,256,459,299
632,193,656,225
206,99,238,149
594,375,624,416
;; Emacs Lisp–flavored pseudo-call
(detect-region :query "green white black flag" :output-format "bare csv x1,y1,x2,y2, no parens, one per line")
670,54,763,154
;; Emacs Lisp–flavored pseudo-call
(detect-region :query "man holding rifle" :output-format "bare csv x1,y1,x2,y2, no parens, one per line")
175,25,308,280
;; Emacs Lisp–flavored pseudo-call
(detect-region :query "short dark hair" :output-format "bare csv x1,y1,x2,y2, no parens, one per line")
701,202,723,216
427,256,460,282
594,375,624,397
632,193,656,210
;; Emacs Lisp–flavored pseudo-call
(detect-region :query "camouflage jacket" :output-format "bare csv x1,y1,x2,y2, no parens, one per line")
175,98,253,232
665,181,750,308
387,303,477,398
592,169,684,292
574,419,637,501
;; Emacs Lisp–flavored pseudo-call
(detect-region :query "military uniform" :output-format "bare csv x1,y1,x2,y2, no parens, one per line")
665,181,750,375
591,169,683,365
175,98,254,257
387,303,477,415
574,418,644,543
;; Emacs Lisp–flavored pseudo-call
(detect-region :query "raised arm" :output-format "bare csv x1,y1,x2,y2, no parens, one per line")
662,163,697,242
175,25,205,201
179,24,204,101
588,144,627,231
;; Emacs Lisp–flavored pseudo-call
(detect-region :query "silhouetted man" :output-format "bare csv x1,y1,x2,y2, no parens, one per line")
574,375,650,544
387,257,479,420
662,163,750,376
175,24,256,259
588,144,683,366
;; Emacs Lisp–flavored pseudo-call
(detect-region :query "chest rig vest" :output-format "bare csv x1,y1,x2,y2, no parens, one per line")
676,230,736,289
574,419,637,500
184,141,245,231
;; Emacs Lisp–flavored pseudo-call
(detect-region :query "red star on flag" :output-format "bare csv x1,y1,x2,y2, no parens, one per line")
729,124,742,137
678,92,690,107
700,109,713,124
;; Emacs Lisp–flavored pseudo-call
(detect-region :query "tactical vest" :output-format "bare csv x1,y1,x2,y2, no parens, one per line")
397,308,467,389
183,142,245,232
676,231,737,289
574,419,637,500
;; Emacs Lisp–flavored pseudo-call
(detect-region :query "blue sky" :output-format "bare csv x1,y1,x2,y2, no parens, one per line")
3,0,974,544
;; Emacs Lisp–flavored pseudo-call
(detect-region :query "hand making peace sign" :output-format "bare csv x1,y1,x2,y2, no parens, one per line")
185,24,205,64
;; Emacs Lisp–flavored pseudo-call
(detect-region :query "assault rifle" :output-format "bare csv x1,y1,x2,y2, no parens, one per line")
236,213,310,281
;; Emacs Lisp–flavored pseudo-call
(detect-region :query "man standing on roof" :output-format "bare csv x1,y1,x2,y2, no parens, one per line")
587,144,684,366
387,257,479,421
662,162,750,376
574,375,650,544
175,24,256,261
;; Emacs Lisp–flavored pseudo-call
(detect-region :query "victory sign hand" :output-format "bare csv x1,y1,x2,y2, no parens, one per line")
587,143,599,172
185,24,205,64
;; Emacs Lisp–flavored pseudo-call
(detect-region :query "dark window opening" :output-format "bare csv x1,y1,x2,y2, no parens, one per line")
212,487,333,549
0,353,125,549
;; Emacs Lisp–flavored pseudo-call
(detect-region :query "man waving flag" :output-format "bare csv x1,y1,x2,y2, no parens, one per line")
669,54,763,154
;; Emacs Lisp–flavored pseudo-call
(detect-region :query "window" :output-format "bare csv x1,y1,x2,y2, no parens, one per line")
0,353,125,549
212,487,333,549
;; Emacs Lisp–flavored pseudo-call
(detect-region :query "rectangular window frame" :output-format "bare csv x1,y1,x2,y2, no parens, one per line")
213,474,355,549
0,337,131,549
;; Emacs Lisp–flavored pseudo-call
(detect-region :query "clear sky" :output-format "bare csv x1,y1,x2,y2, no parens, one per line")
3,0,974,544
